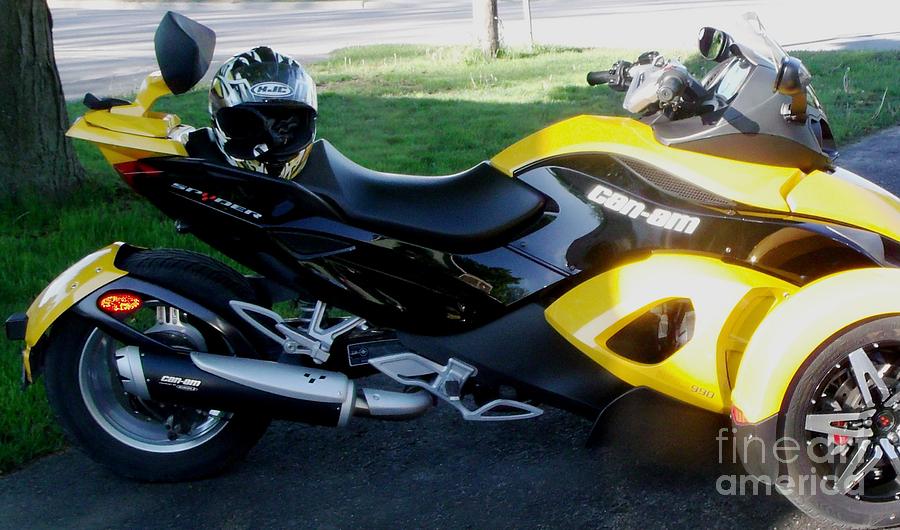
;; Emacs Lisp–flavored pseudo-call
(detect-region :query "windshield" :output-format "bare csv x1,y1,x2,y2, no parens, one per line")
731,12,788,68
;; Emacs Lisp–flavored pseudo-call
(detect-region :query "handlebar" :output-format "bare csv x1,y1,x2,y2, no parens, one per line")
586,70,613,86
586,54,711,116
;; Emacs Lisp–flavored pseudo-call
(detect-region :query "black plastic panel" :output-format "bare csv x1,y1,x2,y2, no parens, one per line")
507,167,606,272
400,304,630,418
649,59,832,172
512,155,888,283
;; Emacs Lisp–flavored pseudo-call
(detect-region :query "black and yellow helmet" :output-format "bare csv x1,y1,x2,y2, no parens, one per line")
209,46,317,179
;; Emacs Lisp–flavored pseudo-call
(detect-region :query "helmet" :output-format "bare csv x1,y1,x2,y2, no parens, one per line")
209,47,317,179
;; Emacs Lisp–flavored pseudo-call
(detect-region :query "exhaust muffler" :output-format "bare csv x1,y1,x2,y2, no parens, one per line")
115,346,432,427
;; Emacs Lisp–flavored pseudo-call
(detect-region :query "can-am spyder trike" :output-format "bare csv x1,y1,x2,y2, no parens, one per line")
7,11,900,527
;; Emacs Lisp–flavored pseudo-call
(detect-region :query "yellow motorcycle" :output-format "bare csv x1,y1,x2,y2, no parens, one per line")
6,12,900,527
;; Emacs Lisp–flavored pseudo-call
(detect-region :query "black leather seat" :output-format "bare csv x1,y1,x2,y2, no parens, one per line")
299,140,546,253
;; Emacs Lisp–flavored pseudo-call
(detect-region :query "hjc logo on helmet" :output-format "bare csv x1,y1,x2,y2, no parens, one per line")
250,82,294,98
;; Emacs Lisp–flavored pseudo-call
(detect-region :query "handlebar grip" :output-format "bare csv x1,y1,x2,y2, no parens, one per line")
657,72,686,104
586,71,613,86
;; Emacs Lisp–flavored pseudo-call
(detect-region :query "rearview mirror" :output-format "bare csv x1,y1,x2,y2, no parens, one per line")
774,56,811,120
154,11,216,95
698,27,732,62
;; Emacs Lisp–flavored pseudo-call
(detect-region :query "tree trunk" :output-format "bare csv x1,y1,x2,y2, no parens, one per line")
0,0,83,201
472,0,499,58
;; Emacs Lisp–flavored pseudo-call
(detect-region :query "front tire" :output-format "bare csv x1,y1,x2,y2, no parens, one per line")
43,250,270,482
780,316,900,528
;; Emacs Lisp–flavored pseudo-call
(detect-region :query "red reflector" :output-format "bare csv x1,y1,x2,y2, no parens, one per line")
97,292,143,315
730,405,749,426
112,160,163,188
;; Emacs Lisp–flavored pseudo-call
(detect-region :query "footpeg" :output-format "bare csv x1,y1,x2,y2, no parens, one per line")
230,300,363,364
369,353,542,421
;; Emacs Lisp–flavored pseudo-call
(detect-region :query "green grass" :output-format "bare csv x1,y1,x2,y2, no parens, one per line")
1,45,899,474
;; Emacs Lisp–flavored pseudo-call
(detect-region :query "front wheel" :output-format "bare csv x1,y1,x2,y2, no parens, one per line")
43,250,270,482
780,316,900,528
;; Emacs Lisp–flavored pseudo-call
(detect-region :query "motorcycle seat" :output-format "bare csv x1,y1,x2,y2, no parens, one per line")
299,140,546,253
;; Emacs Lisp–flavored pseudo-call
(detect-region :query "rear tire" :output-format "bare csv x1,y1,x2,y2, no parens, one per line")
43,249,270,482
122,248,260,321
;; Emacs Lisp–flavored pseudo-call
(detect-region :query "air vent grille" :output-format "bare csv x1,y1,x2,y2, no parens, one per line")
619,158,736,209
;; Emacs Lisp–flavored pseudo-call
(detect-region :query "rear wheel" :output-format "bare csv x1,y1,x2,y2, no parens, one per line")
780,316,900,528
43,250,270,482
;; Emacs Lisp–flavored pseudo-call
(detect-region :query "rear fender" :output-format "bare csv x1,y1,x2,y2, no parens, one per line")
21,243,132,380
731,267,900,424
20,242,256,382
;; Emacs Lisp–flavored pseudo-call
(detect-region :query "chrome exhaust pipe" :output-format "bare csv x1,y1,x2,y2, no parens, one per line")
115,346,432,427
353,387,433,420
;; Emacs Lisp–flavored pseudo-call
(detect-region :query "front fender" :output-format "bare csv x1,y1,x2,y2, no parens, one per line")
20,242,132,381
732,267,900,424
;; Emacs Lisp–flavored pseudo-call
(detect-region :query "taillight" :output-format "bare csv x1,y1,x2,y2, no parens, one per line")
112,160,163,188
97,292,143,315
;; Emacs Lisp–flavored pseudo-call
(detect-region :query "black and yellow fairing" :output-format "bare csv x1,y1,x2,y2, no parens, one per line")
490,114,900,420
21,46,900,459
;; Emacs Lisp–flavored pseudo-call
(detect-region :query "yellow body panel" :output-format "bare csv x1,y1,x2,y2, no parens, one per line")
491,115,900,242
786,166,900,242
491,115,804,212
67,118,187,164
131,73,176,116
83,111,180,139
66,72,186,165
545,253,797,413
731,267,900,423
22,243,129,381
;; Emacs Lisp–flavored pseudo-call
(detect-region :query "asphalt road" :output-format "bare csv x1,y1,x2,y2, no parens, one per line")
50,0,900,97
2,127,897,529
0,394,813,529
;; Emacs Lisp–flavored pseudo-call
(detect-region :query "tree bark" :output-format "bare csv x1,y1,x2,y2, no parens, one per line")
0,0,83,201
472,0,499,58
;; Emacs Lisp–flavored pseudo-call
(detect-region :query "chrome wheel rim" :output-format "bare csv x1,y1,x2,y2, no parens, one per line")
804,342,900,500
77,311,230,453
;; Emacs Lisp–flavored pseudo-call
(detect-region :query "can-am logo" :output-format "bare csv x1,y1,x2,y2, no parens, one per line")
587,184,700,234
250,82,294,98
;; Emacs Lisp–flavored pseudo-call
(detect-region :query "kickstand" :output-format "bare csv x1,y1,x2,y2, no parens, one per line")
585,386,649,448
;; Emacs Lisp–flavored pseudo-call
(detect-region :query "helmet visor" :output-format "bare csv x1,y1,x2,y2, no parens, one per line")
216,103,316,162
215,106,267,140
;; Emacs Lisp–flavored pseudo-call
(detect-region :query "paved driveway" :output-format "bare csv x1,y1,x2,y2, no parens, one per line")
0,395,815,529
